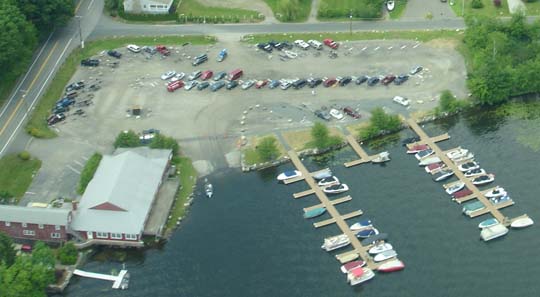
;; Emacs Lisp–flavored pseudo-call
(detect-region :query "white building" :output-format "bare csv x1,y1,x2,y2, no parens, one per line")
123,0,174,14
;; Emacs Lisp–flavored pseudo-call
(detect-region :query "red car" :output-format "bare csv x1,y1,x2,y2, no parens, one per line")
156,45,170,56
323,77,337,87
323,38,338,49
381,75,396,85
167,80,184,92
255,80,268,89
343,107,361,119
201,70,213,80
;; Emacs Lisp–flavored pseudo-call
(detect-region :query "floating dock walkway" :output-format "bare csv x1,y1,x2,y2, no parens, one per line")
344,135,379,167
287,150,399,270
73,269,129,289
406,119,527,226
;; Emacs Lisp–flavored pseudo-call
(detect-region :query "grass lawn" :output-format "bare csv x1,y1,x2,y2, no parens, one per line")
177,0,262,22
448,0,510,17
282,127,343,151
389,0,408,19
317,0,385,20
345,121,369,136
263,0,312,22
524,1,540,15
26,35,216,139
244,29,463,44
243,134,287,165
165,156,197,231
77,153,102,195
0,154,41,202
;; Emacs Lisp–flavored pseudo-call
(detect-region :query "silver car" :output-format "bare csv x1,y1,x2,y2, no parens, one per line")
184,80,198,90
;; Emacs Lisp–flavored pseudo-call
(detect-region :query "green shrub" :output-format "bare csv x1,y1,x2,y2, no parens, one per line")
57,242,78,265
256,136,279,161
310,122,342,150
77,153,102,195
358,108,402,140
114,130,140,148
18,151,31,161
149,134,179,155
471,0,484,9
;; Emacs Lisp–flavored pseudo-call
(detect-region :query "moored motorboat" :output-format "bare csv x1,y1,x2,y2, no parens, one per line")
419,156,441,166
451,153,475,163
402,136,420,146
462,200,485,215
478,218,499,229
480,223,508,241
336,253,359,264
368,243,393,254
350,219,372,231
446,148,469,160
407,144,429,154
425,162,445,174
386,0,395,11
373,249,397,262
372,151,390,163
204,181,213,198
485,186,506,198
323,183,349,194
445,182,465,195
464,168,486,178
347,267,375,286
321,234,350,252
355,228,379,238
340,260,366,273
458,161,480,172
361,233,388,246
318,176,339,187
303,207,326,219
452,188,473,199
377,259,405,273
312,168,332,180
472,174,495,185
432,169,454,182
511,216,534,228
489,195,511,205
277,170,302,181
415,149,434,160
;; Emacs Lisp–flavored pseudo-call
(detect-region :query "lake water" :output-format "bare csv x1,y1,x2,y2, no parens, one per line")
62,107,540,297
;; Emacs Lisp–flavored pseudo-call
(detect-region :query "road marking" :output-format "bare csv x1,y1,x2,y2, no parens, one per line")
25,192,36,195
361,46,367,51
81,156,89,161
0,42,59,137
373,46,380,51
67,165,81,174
387,46,393,50
413,43,420,49
73,160,84,167
0,32,54,120
75,0,84,13
400,45,407,49
0,38,73,156
87,0,95,10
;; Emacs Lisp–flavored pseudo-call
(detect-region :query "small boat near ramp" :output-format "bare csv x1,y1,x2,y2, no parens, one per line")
350,219,372,231
340,260,365,273
204,179,213,198
377,259,405,273
478,218,499,229
371,151,390,164
317,176,339,187
511,216,534,228
303,207,326,219
347,267,375,286
480,223,508,242
277,170,302,181
368,242,393,254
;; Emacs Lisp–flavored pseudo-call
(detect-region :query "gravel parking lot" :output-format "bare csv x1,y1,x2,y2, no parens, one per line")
24,37,467,203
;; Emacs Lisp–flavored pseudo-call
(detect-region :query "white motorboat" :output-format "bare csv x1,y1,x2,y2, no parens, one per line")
371,152,390,164
350,219,372,231
386,0,395,11
464,168,486,178
445,182,465,195
478,218,499,229
472,174,495,185
312,168,332,180
425,162,445,174
373,249,397,262
347,267,375,286
480,223,508,242
318,176,339,187
204,179,213,198
418,156,441,166
458,161,480,172
446,148,469,160
368,243,393,255
432,169,454,182
323,183,349,194
321,234,350,251
377,259,405,273
451,153,475,163
510,216,534,228
484,186,506,198
277,170,302,181
415,149,434,160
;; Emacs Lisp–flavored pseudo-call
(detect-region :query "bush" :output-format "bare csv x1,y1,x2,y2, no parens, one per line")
358,108,402,140
114,130,140,148
256,136,279,161
77,153,102,195
310,122,342,150
149,134,179,156
18,151,31,161
471,0,484,9
57,242,78,265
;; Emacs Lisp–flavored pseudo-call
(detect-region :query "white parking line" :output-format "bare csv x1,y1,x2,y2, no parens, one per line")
361,47,367,51
374,46,380,51
387,46,393,50
73,160,84,167
81,156,89,161
67,165,81,174
400,45,407,49
413,43,420,49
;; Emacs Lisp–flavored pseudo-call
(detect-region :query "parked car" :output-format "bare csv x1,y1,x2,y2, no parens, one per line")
281,41,294,50
292,79,307,89
184,80,198,90
226,80,239,90
255,80,268,89
81,59,99,67
410,65,423,75
217,48,227,62
197,81,210,90
294,40,310,50
161,71,176,80
228,69,243,81
65,91,78,99
211,81,226,91
142,46,156,55
330,108,344,120
201,70,213,80
171,72,185,82
192,54,208,66
188,70,202,81
381,75,396,85
343,107,361,119
323,38,338,49
323,77,337,87
56,97,75,108
272,41,285,50
167,80,184,92
393,96,410,106
107,50,122,59
394,74,409,85
367,76,380,86
355,75,368,85
257,43,273,53
66,81,84,92
127,44,141,53
308,78,323,88
47,113,66,125
156,45,170,56
338,76,352,86
241,80,255,90
214,71,227,81
268,80,280,89
315,110,331,121
308,40,323,50
280,80,292,90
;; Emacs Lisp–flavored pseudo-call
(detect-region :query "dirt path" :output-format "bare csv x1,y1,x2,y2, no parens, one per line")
307,0,319,23
196,0,278,23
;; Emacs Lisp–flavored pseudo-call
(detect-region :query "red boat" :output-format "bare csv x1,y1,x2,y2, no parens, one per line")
452,188,472,199
425,162,445,174
377,259,405,273
340,260,366,273
406,144,429,154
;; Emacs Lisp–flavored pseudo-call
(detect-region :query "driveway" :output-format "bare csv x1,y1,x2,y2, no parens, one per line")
402,0,457,19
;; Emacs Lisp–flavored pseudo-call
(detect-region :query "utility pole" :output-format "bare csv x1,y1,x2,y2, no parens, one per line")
76,15,84,48
349,9,353,35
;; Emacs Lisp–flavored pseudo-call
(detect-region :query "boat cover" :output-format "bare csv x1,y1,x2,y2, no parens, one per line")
361,233,388,246
350,267,364,278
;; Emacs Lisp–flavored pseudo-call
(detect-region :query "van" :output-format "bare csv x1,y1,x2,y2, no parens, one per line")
228,69,243,81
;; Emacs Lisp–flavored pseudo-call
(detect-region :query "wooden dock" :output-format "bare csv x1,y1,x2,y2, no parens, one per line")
288,150,398,270
407,119,527,225
344,135,379,168
313,210,363,228
293,189,315,199
283,168,332,185
303,196,352,212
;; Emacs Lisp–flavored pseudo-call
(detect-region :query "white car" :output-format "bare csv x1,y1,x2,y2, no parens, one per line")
294,40,310,50
184,80,198,90
171,72,185,82
127,44,141,53
308,39,323,50
393,96,410,106
329,108,344,120
241,80,255,90
280,80,292,90
161,71,176,80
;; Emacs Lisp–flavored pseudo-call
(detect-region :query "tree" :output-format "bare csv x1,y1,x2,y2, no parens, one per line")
277,0,300,21
256,136,279,161
57,242,77,265
149,134,179,155
311,122,330,149
15,0,74,35
0,232,15,267
359,108,402,140
114,130,140,148
31,242,55,270
471,0,484,8
1,256,54,297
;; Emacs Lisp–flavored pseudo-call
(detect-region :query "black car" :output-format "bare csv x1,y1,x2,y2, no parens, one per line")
226,80,239,90
339,76,352,86
394,74,409,85
367,76,380,86
197,81,210,90
292,79,307,89
213,71,227,81
81,59,99,67
192,55,208,66
281,41,293,50
66,81,85,92
308,78,323,88
47,113,66,125
314,110,331,121
211,81,226,92
355,75,368,85
107,50,122,59
256,43,273,53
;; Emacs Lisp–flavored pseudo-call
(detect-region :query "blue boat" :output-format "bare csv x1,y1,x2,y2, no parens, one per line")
303,207,326,219
355,228,379,238
478,218,499,229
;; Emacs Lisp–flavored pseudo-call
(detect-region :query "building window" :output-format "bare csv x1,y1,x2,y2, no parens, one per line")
96,232,108,239
38,224,44,229
55,225,61,231
22,223,27,228
150,5,156,8
110,233,122,240
23,230,35,236
51,233,61,239
125,234,137,240
4,221,10,227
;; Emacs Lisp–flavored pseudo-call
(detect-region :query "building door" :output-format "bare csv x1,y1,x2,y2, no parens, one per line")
87,231,93,239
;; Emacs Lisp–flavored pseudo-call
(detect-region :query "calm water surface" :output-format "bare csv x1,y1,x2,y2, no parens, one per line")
63,110,540,297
